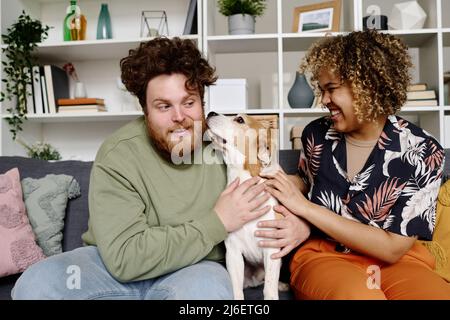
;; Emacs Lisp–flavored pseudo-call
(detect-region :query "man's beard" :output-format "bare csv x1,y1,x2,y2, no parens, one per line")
146,117,206,163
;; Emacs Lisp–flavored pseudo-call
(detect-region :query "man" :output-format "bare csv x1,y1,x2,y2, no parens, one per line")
12,37,272,299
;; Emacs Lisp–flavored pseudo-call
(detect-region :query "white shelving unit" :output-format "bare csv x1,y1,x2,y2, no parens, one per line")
1,0,449,161
204,0,449,150
1,0,201,160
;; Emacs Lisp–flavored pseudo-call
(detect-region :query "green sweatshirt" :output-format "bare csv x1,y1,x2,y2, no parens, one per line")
82,116,228,282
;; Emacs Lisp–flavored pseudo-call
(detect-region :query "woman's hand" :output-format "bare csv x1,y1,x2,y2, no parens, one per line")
255,205,311,259
260,170,309,217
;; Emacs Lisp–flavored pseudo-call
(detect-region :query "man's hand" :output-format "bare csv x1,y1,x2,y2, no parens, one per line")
214,176,271,233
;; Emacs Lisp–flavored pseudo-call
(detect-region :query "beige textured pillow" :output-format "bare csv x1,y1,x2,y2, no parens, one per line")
419,180,450,282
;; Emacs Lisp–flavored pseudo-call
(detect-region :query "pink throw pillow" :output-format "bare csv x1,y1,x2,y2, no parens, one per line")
0,168,46,277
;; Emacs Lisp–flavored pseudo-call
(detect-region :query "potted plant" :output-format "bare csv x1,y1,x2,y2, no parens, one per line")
217,0,267,35
17,140,62,161
0,11,50,140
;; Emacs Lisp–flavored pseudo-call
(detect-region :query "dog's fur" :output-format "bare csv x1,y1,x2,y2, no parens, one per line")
206,113,286,300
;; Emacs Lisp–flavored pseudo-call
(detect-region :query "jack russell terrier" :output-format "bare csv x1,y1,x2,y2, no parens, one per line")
206,111,287,300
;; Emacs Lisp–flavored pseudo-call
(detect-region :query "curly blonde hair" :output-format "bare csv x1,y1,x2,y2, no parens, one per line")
300,30,413,122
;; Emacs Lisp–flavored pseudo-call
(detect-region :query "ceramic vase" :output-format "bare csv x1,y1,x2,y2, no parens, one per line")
287,72,315,108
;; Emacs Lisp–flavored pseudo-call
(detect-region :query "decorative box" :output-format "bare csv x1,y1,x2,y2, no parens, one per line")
290,126,304,150
209,79,248,111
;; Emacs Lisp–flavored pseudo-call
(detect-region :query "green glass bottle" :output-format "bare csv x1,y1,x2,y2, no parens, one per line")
96,4,112,39
63,1,77,41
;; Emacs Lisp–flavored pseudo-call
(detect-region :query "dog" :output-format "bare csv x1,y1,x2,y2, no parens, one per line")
206,111,287,300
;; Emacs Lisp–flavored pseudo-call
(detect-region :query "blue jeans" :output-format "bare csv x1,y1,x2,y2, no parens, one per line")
12,246,233,300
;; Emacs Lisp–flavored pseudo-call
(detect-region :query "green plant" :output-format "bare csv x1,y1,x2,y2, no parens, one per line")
18,140,62,161
218,0,267,17
0,11,50,140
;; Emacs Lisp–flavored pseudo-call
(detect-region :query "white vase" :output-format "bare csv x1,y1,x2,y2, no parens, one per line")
74,82,87,98
228,14,255,35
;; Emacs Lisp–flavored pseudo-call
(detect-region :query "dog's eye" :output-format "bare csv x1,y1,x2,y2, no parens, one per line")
234,116,245,124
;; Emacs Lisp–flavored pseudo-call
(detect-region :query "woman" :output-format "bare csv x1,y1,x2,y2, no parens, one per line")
259,30,450,299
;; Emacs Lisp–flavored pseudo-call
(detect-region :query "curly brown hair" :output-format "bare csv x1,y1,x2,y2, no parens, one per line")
300,30,413,122
120,37,217,112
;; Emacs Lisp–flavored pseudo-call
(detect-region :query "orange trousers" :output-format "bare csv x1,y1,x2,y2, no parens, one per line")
289,238,450,300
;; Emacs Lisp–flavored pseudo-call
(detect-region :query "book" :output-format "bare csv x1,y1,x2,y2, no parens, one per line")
408,83,427,91
404,99,438,106
31,66,43,114
40,66,49,113
58,109,107,113
57,104,107,112
183,0,197,35
44,65,70,114
24,67,34,114
57,98,105,106
407,90,436,100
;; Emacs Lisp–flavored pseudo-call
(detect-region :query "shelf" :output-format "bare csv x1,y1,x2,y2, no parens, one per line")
2,111,143,123
282,107,440,116
1,0,449,156
282,32,347,52
31,35,198,62
207,34,278,54
28,0,68,3
283,109,328,116
209,109,280,115
381,29,438,47
282,30,438,52
400,106,441,112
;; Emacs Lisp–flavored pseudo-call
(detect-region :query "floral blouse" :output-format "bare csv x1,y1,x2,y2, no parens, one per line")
298,115,444,241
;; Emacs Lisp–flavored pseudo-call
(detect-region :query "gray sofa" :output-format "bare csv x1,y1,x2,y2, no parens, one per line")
0,150,312,300
1,149,449,300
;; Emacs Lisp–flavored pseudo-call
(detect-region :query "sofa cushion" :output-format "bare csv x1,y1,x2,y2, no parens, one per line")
0,157,92,252
22,174,81,257
0,168,46,278
419,180,450,282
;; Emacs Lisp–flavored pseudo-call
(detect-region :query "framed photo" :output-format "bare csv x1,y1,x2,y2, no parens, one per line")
292,0,341,33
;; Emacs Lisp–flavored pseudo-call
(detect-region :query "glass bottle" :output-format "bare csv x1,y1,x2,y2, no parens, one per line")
96,4,112,40
63,1,77,41
71,3,87,41
63,0,87,41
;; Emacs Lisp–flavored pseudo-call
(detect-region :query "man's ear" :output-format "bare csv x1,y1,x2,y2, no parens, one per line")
257,129,271,167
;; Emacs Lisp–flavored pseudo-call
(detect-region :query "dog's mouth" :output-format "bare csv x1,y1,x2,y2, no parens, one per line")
206,129,227,151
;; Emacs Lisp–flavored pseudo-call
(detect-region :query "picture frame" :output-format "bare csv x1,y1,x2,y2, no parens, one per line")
292,0,341,33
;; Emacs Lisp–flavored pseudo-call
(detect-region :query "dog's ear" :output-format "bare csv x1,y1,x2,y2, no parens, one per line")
257,128,271,167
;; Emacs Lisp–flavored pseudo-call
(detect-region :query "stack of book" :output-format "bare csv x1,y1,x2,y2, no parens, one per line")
444,71,450,106
405,83,438,107
26,65,70,115
57,98,107,113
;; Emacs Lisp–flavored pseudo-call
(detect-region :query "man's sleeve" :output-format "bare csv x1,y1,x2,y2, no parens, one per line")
88,161,228,282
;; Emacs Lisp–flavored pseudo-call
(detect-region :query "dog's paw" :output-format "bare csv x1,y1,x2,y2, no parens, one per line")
278,281,290,292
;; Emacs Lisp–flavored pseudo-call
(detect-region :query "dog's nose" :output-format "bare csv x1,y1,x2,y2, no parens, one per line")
207,111,218,119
